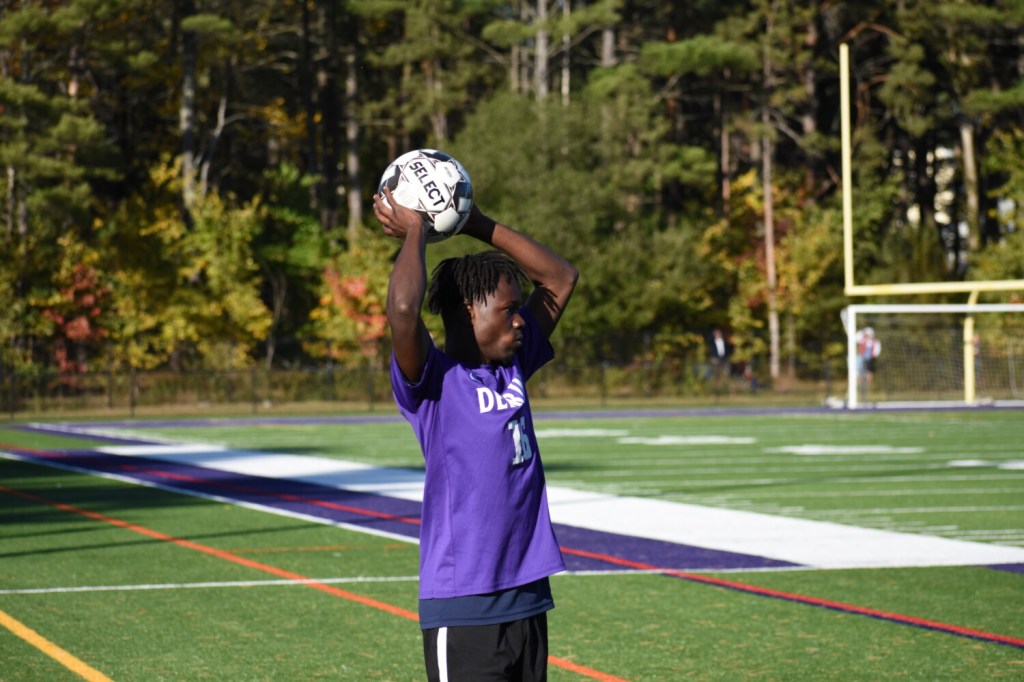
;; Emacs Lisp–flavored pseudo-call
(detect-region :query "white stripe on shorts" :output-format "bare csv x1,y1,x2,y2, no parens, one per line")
436,626,449,682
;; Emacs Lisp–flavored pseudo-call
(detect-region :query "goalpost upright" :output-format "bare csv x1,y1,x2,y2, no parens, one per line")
838,44,1024,408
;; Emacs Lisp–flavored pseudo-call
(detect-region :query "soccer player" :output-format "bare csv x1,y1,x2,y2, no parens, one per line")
374,185,578,681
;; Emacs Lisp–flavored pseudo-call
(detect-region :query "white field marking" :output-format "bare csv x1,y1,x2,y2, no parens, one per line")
683,488,1024,499
74,441,1024,570
811,505,1024,515
666,474,1024,487
948,459,1024,470
881,526,961,533
95,445,428,499
582,474,1024,496
551,454,954,468
97,443,228,457
862,522,938,530
0,450,418,547
562,463,952,478
846,473,1024,481
766,445,925,456
534,428,630,438
0,569,831,599
618,435,756,445
544,488,1024,569
0,576,421,596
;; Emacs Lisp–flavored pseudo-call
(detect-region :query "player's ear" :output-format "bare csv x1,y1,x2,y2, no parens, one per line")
457,300,474,327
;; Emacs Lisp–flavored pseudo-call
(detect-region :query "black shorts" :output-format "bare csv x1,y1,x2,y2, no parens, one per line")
422,613,548,682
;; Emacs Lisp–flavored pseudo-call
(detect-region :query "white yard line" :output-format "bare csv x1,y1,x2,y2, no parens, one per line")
687,487,1024,499
93,443,1024,570
811,506,1024,515
559,464,953,477
0,566,808,598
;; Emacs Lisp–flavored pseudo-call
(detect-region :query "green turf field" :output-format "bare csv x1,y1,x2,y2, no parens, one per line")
1,408,1023,680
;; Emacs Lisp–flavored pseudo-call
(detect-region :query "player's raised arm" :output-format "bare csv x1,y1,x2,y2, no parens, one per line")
375,187,433,383
460,206,579,339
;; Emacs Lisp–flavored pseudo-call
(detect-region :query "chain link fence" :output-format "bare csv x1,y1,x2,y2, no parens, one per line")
0,349,840,418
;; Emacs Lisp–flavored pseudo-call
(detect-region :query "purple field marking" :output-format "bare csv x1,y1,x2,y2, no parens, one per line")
7,421,1024,653
4,445,796,572
554,525,795,571
11,419,1024,575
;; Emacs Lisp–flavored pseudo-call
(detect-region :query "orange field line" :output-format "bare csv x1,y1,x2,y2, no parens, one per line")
0,483,627,682
0,484,416,621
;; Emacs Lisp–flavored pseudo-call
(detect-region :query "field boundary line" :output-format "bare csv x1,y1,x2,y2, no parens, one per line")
9,440,1024,570
0,484,629,682
0,607,113,682
74,431,1024,569
0,569,812,597
0,447,421,544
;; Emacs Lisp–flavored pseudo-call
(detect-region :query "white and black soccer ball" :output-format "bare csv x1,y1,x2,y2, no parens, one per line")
377,149,473,243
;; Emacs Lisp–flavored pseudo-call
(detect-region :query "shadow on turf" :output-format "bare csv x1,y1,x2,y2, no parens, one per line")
2,459,408,559
0,515,342,561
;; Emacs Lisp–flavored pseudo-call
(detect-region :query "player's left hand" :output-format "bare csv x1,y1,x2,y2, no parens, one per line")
374,187,425,240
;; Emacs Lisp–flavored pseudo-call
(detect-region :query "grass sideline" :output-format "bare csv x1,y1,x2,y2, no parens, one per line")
1,408,1023,680
0,378,832,423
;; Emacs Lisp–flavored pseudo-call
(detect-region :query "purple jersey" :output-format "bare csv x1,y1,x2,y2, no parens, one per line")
391,308,566,599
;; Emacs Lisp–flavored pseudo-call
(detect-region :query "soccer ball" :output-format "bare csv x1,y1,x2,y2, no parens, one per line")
377,149,473,243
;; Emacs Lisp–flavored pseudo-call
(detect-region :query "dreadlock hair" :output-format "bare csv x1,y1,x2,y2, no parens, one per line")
427,251,526,324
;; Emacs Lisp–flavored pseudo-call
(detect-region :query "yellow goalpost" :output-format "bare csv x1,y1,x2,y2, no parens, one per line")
838,43,1024,408
840,43,1024,298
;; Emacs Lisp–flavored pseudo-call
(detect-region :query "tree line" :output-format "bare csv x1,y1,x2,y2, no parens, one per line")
2,0,1023,391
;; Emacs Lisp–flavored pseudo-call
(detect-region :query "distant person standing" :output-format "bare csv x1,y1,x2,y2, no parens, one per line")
707,328,732,394
856,327,881,399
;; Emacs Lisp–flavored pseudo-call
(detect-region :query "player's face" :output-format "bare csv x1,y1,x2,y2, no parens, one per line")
470,275,524,366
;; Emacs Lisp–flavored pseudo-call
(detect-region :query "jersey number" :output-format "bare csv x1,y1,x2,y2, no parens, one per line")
508,417,534,466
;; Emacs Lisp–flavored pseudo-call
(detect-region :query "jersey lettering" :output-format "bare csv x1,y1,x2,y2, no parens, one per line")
508,417,534,466
476,381,526,413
